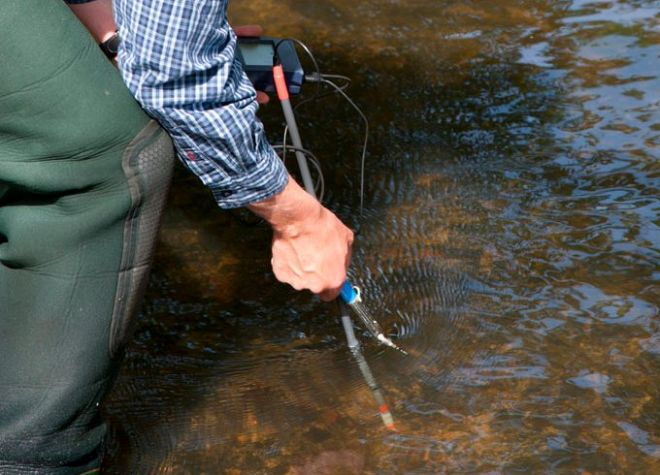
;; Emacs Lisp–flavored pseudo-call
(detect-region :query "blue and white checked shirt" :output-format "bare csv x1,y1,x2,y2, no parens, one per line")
67,0,288,208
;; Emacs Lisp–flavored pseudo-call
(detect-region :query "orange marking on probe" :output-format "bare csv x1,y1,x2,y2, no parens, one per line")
273,65,289,101
378,404,397,431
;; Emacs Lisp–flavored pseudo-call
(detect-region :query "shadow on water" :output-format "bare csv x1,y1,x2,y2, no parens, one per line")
104,0,659,473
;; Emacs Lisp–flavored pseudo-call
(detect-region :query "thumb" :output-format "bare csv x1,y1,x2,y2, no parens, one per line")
234,25,263,37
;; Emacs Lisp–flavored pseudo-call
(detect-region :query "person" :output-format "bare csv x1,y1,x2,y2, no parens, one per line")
69,0,354,300
0,0,353,473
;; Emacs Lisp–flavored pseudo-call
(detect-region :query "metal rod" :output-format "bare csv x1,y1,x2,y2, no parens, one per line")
279,94,316,194
274,65,396,430
340,303,396,430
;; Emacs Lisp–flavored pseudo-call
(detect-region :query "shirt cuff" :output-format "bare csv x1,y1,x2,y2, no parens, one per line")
205,146,289,209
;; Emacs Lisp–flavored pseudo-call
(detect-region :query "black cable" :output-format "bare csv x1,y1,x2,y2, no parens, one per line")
316,77,369,216
273,38,323,172
282,74,351,168
294,74,351,111
273,39,368,216
272,144,325,201
274,38,322,100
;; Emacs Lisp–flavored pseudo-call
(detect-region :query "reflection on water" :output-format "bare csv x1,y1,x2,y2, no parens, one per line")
104,0,659,473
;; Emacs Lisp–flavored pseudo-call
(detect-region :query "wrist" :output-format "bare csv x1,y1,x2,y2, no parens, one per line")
100,30,117,43
68,0,117,44
247,177,323,234
99,31,120,60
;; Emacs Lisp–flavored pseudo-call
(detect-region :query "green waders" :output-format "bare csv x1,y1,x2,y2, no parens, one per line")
0,1,175,472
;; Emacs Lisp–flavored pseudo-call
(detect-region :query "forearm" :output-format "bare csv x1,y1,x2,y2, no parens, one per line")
248,178,322,232
113,0,287,208
67,0,116,43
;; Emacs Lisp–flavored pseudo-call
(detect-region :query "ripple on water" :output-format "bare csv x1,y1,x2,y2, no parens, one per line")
383,433,457,454
567,371,612,394
617,421,660,459
104,0,660,472
639,332,660,355
562,283,657,328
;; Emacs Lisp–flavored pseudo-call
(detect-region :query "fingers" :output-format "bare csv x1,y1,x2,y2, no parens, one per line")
256,91,270,105
233,25,263,37
345,230,354,270
272,253,346,301
270,225,353,301
258,182,353,303
232,25,269,104
319,285,343,302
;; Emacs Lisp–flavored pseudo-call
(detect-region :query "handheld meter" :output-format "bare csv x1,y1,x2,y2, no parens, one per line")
236,37,305,95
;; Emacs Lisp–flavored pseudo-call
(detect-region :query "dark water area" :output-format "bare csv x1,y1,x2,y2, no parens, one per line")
104,0,659,473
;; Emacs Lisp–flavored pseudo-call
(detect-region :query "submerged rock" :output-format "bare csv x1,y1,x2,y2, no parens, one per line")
288,449,365,475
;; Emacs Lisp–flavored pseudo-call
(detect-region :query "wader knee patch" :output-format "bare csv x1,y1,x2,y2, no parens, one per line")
109,121,175,358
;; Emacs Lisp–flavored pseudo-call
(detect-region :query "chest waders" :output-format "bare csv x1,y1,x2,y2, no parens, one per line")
0,1,175,472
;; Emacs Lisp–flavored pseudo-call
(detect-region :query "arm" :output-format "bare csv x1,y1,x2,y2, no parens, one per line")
66,1,270,103
111,0,351,299
248,179,353,301
66,0,116,43
114,0,282,207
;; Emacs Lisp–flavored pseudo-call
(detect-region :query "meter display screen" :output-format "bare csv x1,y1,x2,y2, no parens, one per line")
239,42,274,67
237,36,304,95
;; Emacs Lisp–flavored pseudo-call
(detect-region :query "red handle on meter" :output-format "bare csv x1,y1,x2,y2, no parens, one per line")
273,64,290,101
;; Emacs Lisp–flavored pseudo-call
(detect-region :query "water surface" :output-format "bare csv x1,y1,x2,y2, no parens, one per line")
104,1,659,473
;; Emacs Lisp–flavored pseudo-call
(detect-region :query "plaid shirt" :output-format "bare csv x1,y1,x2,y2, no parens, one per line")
66,0,288,208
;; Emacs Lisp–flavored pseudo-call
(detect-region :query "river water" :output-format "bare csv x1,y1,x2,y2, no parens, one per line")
104,1,659,473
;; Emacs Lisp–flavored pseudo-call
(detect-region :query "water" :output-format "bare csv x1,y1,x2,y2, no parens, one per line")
348,299,409,355
103,0,659,473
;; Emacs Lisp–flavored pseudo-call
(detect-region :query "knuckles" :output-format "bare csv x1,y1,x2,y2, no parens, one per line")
269,211,353,297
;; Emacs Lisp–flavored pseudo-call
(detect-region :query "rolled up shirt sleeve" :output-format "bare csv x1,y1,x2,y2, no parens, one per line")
112,0,288,208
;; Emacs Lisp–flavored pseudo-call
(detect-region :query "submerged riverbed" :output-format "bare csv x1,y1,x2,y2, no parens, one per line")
104,0,659,473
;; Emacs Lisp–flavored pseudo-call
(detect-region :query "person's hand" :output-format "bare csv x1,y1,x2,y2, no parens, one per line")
234,24,269,105
248,178,354,301
271,204,353,302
